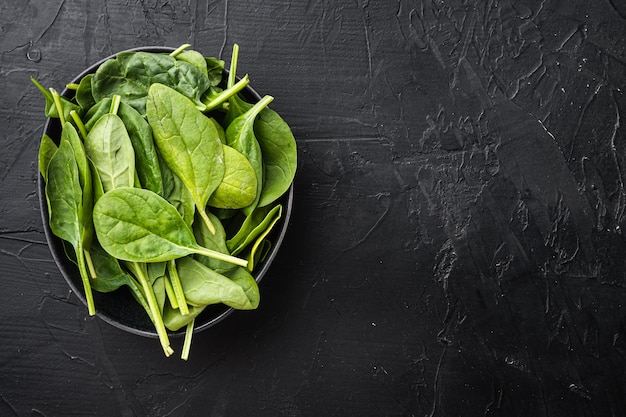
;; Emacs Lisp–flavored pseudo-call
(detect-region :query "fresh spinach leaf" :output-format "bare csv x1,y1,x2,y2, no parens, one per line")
163,303,205,332
254,107,298,207
159,157,195,227
146,83,224,234
93,187,247,267
31,77,81,122
84,113,136,193
75,74,96,111
38,134,58,183
117,102,163,195
92,51,210,114
175,256,257,310
205,57,225,86
193,210,234,275
176,49,208,77
45,138,96,315
208,144,258,209
227,203,282,256
225,95,274,212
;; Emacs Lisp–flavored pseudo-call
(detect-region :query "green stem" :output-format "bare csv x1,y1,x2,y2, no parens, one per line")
203,74,250,112
228,44,239,89
128,261,173,357
181,319,194,361
65,83,79,90
49,88,66,125
246,95,274,120
70,110,88,139
84,249,97,279
76,243,96,315
167,260,189,315
198,206,216,235
110,95,121,116
191,245,248,268
169,44,191,57
163,276,179,309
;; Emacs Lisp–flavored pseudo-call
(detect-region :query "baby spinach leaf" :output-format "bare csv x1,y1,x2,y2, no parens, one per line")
193,210,234,275
75,74,96,111
176,49,208,77
46,140,83,252
159,158,195,227
244,205,282,272
38,134,58,183
62,122,95,253
175,256,256,310
152,276,167,313
31,77,81,122
88,240,134,293
225,95,274,212
254,107,297,207
84,97,112,131
117,102,163,195
46,139,96,315
92,51,210,115
205,57,225,87
223,266,260,309
85,113,135,193
227,203,282,256
146,83,224,234
209,117,226,143
93,187,247,267
208,144,257,209
163,303,205,332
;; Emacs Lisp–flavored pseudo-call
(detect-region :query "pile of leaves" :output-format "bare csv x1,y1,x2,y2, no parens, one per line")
33,44,297,359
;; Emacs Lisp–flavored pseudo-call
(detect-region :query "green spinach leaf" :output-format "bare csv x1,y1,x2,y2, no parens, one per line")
84,113,135,193
38,134,58,183
175,256,257,310
254,107,298,207
45,139,95,315
93,187,247,267
208,144,257,209
225,95,274,212
92,51,210,114
146,83,224,234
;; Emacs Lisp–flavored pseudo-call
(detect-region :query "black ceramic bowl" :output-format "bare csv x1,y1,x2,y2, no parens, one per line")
38,46,293,337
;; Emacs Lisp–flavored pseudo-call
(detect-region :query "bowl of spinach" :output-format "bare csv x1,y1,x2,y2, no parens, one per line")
34,45,296,359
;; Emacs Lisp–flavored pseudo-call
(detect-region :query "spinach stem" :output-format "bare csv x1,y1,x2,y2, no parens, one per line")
49,88,66,125
84,249,97,279
167,260,189,315
70,110,88,139
110,95,121,115
65,83,79,90
228,44,239,89
128,261,173,357
181,319,194,361
163,276,179,309
248,95,274,118
169,44,191,57
203,74,250,112
76,243,96,315
198,206,217,235
191,245,249,268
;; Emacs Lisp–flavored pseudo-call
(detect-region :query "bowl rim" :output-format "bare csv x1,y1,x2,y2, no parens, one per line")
38,45,294,338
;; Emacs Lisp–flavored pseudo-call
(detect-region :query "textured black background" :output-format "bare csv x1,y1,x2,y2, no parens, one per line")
2,1,626,416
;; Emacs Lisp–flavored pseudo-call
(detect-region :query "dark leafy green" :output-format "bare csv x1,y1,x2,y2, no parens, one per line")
92,51,210,115
146,83,224,234
93,187,247,266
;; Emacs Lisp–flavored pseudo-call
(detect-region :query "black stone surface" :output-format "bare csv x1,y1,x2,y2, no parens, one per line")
1,1,625,416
